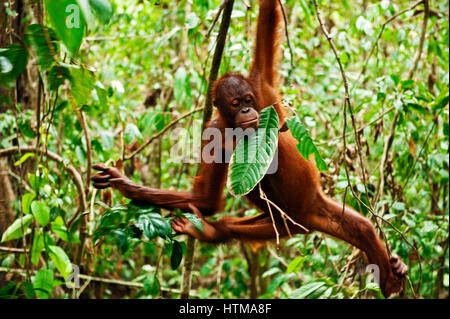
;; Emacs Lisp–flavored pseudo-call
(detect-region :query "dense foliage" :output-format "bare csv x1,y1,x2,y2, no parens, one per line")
0,0,448,299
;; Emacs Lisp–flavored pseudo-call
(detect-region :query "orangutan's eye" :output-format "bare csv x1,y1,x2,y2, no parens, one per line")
245,96,252,103
231,99,240,107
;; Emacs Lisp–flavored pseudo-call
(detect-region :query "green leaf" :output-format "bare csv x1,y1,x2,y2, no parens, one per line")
22,193,36,215
48,65,71,91
1,214,34,242
183,213,204,233
51,218,70,242
228,106,279,196
44,0,86,55
111,229,130,254
405,103,427,115
432,95,449,110
400,79,414,89
22,281,35,299
31,201,50,227
31,232,45,266
24,24,57,72
390,74,400,86
0,44,28,88
48,245,73,280
142,274,160,297
88,0,113,24
286,116,328,172
14,152,35,166
134,213,172,240
289,281,326,299
33,268,54,299
67,64,96,106
170,240,183,270
286,256,306,273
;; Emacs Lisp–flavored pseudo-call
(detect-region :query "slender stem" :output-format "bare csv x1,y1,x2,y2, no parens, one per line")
124,106,204,161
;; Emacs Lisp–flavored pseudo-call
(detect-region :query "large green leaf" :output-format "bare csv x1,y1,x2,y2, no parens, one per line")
228,106,279,196
0,44,28,88
31,201,50,227
48,245,73,280
24,24,57,72
33,269,54,299
1,214,34,242
286,116,328,172
44,0,86,55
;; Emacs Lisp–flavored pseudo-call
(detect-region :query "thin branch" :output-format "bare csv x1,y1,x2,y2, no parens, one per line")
259,183,280,248
317,106,395,146
0,246,27,253
278,0,294,84
259,183,309,234
267,246,289,268
206,1,225,39
124,106,204,161
408,0,429,79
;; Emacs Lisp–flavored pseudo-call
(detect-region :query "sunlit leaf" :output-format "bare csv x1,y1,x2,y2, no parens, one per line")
31,201,50,227
1,214,34,242
48,245,73,280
